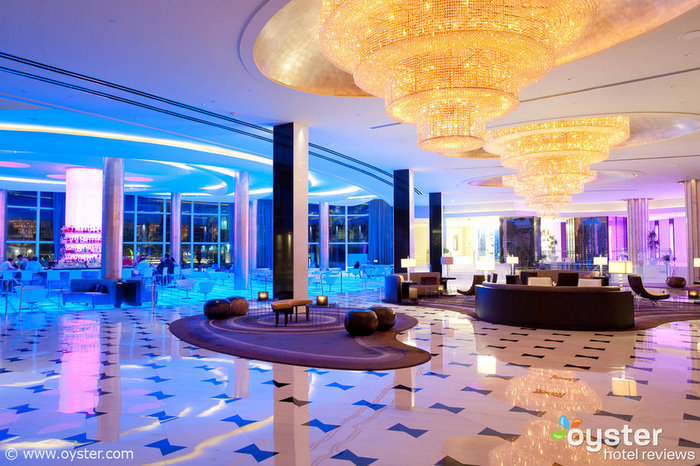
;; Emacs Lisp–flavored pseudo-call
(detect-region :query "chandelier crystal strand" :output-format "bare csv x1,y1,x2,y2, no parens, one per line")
319,0,597,155
487,116,630,216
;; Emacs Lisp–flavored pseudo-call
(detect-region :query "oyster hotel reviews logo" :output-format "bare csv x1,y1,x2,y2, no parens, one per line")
551,415,696,462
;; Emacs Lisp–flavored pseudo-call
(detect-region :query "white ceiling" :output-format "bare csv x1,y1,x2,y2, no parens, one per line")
0,1,698,212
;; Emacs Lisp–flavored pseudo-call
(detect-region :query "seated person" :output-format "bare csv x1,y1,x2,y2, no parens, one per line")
16,254,28,270
134,256,151,275
0,257,16,272
25,256,44,273
24,257,44,284
155,254,175,275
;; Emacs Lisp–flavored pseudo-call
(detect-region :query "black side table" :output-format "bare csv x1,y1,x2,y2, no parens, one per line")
440,277,456,289
401,281,416,300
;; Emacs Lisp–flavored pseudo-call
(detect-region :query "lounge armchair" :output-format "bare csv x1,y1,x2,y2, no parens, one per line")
520,270,538,286
384,274,403,304
528,277,553,287
457,274,485,296
175,279,197,299
556,272,579,287
198,280,216,301
628,274,669,307
578,278,603,287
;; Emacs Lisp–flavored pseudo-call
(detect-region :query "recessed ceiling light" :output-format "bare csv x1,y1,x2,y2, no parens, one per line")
125,176,153,182
679,30,700,40
0,161,30,168
46,174,66,179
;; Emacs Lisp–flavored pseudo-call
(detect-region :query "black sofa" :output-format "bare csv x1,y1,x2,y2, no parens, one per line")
62,278,118,307
475,283,634,330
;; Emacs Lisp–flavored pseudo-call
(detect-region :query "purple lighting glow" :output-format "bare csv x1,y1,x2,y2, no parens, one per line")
0,161,30,168
65,168,102,230
62,168,103,263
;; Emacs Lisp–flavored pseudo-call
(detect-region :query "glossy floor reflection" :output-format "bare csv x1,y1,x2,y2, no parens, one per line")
0,294,699,465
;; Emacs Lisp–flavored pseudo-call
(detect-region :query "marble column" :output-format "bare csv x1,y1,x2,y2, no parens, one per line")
626,198,649,266
0,189,6,262
170,192,182,264
429,192,442,273
249,200,258,271
393,169,415,272
234,172,250,289
273,123,309,300
319,202,329,271
101,158,124,280
683,180,700,282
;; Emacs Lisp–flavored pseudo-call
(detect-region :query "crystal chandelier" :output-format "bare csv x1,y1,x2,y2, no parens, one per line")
319,0,597,155
486,116,630,216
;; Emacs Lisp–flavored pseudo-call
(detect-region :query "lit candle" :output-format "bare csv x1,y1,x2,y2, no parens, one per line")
688,290,699,300
258,291,269,301
316,295,328,306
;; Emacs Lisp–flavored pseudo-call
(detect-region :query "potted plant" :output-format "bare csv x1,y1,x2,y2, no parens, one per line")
647,231,660,265
544,234,558,262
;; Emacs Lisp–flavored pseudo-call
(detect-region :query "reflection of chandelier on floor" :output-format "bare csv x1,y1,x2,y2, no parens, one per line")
319,0,597,155
485,116,630,216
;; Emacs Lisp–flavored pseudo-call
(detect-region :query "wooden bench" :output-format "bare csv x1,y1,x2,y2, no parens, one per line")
270,299,313,326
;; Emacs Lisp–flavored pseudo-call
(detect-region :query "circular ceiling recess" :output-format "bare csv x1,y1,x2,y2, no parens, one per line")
465,169,640,188
254,0,698,97
253,0,369,96
618,113,700,148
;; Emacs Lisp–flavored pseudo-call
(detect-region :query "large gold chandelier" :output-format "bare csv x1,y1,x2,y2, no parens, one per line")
319,0,597,155
486,116,630,216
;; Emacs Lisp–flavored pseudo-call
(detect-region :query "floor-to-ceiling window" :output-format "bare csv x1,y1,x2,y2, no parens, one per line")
346,202,369,267
3,192,374,270
329,204,346,269
190,201,219,268
6,191,55,260
308,203,320,268
124,196,226,268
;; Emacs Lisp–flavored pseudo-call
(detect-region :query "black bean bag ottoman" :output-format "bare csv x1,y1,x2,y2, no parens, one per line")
226,296,249,316
369,306,396,331
204,299,231,320
344,310,378,336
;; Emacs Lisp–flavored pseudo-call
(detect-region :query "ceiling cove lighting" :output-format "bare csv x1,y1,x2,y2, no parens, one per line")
0,175,65,185
309,186,361,196
145,160,194,171
485,116,630,216
0,124,272,166
203,182,228,191
319,0,596,155
249,187,273,195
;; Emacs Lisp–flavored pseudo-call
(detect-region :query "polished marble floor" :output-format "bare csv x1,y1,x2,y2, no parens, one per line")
0,291,699,465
